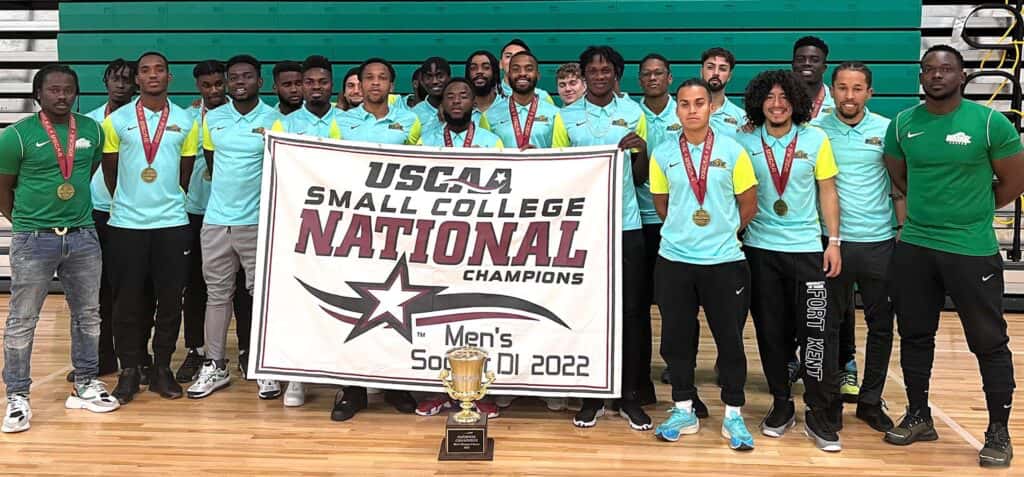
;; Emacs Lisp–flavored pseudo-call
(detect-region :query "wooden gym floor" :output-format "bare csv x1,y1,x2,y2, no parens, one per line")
0,296,1021,476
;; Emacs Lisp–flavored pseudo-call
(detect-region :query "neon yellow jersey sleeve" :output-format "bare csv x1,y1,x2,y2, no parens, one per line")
551,113,571,148
180,119,199,157
732,150,758,194
649,154,669,194
814,136,838,180
479,114,491,131
202,117,214,151
101,116,120,153
271,119,285,133
329,119,341,140
405,118,422,145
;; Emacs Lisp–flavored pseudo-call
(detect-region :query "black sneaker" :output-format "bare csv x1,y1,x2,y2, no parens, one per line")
573,399,606,428
693,396,709,419
384,390,417,414
175,348,205,383
761,399,796,437
618,400,652,431
856,400,894,432
884,408,938,446
148,366,183,399
805,409,842,452
331,387,368,422
112,367,140,404
66,370,75,383
980,422,1013,468
827,399,844,432
660,368,671,384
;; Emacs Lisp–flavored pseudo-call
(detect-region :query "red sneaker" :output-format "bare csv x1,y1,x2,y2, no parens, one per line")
415,395,453,416
474,400,500,419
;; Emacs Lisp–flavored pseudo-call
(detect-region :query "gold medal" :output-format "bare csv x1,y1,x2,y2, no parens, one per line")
141,167,158,183
56,182,75,201
203,169,212,181
773,199,788,216
692,208,711,227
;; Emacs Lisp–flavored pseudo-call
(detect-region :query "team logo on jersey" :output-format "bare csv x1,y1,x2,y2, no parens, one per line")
166,124,182,132
252,127,265,135
945,132,972,146
865,136,882,146
611,119,628,127
710,158,727,168
794,150,809,159
724,116,739,125
822,107,834,115
535,115,549,123
388,123,404,131
666,123,682,131
74,138,92,149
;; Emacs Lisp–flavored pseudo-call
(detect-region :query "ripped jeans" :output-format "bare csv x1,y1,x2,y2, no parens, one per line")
3,228,102,396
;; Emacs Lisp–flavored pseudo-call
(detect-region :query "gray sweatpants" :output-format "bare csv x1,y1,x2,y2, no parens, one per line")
201,224,258,362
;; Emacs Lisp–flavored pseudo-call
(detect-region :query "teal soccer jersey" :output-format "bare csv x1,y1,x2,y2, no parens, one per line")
336,104,421,145
817,110,895,242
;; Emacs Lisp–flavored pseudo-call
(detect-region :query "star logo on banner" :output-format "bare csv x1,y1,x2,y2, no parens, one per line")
342,257,444,343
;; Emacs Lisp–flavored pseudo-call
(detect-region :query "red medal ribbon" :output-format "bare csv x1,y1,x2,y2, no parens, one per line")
38,112,77,182
443,122,475,148
810,85,826,118
135,100,170,166
508,95,538,148
679,128,715,207
761,131,799,198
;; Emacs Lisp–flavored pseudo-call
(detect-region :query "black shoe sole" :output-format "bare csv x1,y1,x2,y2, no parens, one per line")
113,391,137,405
979,454,1012,467
884,429,939,446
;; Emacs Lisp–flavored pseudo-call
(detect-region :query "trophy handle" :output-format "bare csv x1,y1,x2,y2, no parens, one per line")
476,370,496,399
439,369,456,397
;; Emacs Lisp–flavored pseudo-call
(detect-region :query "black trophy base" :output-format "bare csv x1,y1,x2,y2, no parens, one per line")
438,412,493,461
438,437,494,461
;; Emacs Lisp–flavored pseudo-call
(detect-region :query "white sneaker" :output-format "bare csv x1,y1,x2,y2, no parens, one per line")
543,397,568,411
257,379,282,400
283,382,305,407
495,395,516,408
65,379,120,413
186,361,230,399
2,394,31,433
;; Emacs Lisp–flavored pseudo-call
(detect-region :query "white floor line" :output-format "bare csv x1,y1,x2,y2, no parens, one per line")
30,366,72,391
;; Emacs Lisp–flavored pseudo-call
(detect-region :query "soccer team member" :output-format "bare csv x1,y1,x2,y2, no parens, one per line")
498,39,555,104
554,45,654,431
177,60,227,384
270,55,343,407
883,45,1024,468
331,58,421,422
485,51,567,150
102,51,199,404
465,50,502,113
0,65,120,433
734,70,842,452
816,62,896,432
395,67,424,111
82,58,139,381
649,78,757,450
792,36,835,124
336,67,363,111
420,78,502,148
272,61,304,115
186,55,282,400
555,63,585,107
701,47,746,136
411,57,452,131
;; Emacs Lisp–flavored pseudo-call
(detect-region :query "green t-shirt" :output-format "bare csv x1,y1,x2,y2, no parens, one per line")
0,113,103,231
884,101,1024,255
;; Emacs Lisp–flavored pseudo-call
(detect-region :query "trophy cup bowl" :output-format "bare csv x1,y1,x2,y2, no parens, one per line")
440,346,495,424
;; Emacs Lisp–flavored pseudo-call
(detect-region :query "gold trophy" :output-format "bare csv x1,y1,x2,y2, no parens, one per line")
438,346,495,460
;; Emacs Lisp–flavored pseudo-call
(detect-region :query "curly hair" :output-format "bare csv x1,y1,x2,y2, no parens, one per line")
743,69,812,127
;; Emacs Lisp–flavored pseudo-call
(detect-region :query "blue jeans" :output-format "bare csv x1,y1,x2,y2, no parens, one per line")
3,228,102,396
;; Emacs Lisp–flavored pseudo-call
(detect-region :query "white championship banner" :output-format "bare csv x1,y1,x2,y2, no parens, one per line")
248,132,623,398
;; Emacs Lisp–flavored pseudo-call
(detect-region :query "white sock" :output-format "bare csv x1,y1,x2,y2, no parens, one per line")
675,400,693,412
725,405,742,418
195,346,204,355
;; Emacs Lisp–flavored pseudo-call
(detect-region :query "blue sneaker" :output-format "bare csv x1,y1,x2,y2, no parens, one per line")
654,407,699,442
722,412,755,451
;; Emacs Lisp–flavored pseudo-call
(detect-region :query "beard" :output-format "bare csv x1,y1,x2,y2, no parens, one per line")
707,79,726,92
510,78,536,95
470,76,496,97
836,105,863,121
923,87,958,102
443,111,471,129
